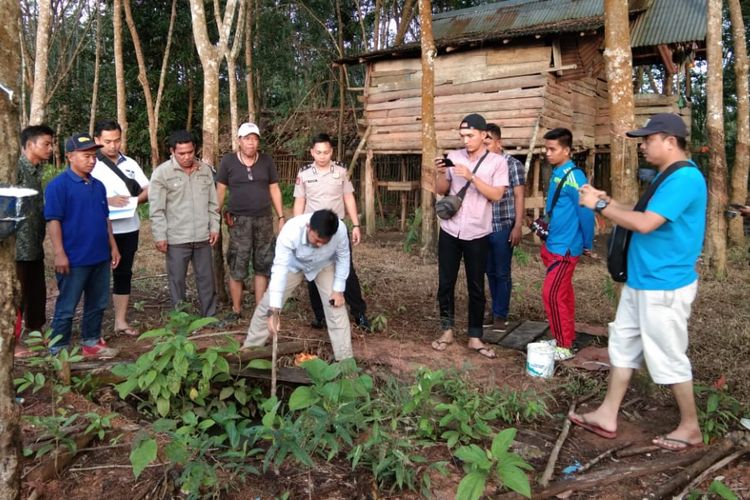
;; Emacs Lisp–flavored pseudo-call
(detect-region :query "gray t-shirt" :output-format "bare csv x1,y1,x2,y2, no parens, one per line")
216,152,279,216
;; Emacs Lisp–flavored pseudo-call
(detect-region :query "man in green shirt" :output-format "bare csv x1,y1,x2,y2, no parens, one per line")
15,125,54,356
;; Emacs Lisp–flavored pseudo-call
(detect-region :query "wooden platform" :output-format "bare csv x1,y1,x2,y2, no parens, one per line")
484,320,549,351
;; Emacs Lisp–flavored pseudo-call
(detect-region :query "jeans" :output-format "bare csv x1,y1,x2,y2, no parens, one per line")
437,229,488,338
50,261,110,350
486,225,514,319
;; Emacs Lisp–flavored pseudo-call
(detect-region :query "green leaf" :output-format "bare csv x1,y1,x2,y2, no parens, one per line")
115,377,139,399
247,359,272,370
497,462,532,498
130,438,157,479
156,397,170,417
219,387,234,400
289,386,318,410
491,428,517,458
152,419,176,433
187,317,217,333
707,393,720,413
455,471,487,500
164,439,189,464
138,328,168,340
708,480,739,500
454,444,491,470
198,418,215,430
301,358,329,382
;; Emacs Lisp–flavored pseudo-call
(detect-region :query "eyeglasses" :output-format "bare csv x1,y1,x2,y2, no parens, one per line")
247,167,253,181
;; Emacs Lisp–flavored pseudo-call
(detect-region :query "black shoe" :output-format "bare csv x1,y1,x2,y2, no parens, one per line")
310,318,326,329
355,314,372,333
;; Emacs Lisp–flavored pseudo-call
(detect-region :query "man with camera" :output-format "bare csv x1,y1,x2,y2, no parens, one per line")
570,113,706,452
430,114,508,359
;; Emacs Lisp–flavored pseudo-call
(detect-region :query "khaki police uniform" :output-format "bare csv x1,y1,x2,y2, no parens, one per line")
293,162,354,219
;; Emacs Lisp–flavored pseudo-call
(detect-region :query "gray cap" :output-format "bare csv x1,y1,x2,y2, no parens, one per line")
626,113,688,138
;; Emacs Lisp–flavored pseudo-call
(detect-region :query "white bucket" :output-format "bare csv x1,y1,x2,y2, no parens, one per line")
526,342,555,378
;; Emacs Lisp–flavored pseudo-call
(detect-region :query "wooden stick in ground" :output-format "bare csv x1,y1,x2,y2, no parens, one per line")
675,447,750,499
270,327,278,398
578,441,632,473
540,400,576,487
647,433,743,499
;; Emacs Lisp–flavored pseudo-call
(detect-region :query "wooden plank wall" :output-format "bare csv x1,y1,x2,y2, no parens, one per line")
364,43,551,153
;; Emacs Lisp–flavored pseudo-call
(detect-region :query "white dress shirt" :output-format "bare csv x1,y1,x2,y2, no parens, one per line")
267,213,350,308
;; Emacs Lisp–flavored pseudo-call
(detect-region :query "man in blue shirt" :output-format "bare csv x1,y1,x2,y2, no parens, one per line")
242,209,353,360
45,133,121,359
570,113,706,452
540,128,594,361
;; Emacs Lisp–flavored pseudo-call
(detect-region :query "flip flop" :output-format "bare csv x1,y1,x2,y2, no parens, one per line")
568,413,617,439
431,339,453,352
114,327,139,337
652,435,704,452
470,346,497,359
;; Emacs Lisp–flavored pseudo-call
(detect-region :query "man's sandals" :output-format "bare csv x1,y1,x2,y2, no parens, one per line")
431,338,453,351
470,346,497,359
652,435,704,452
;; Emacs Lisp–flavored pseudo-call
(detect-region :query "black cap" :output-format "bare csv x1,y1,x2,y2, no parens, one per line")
65,133,103,153
459,113,487,131
626,113,688,138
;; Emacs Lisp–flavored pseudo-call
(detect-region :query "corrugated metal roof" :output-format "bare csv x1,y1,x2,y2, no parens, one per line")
339,0,706,64
431,0,652,41
630,0,706,47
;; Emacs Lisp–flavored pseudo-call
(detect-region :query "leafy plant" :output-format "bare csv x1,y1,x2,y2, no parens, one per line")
455,428,533,499
686,479,739,500
370,313,388,332
694,384,745,444
403,208,422,253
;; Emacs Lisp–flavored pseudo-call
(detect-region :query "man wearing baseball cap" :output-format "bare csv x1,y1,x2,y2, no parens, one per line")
570,113,707,451
44,133,121,358
216,123,284,321
430,113,509,359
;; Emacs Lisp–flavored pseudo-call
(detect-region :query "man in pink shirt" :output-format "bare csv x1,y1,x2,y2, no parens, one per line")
431,114,509,358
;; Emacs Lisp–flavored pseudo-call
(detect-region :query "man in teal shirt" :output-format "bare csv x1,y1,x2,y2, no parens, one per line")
570,113,706,452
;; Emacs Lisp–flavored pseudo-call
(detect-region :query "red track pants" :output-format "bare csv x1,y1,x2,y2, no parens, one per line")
541,244,579,348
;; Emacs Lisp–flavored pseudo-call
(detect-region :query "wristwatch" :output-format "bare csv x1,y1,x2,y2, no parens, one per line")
594,199,610,214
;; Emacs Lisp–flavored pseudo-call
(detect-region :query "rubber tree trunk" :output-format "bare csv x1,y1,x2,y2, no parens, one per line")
705,0,728,277
113,0,128,151
0,2,22,498
603,0,639,204
728,0,749,248
28,0,50,125
418,0,437,257
244,0,257,123
189,0,239,306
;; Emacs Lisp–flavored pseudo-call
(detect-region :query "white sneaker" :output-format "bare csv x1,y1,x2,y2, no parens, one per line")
553,347,575,361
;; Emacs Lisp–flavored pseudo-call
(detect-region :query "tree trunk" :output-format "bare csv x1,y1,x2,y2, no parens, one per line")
189,0,239,306
122,0,159,166
113,0,128,151
418,0,437,257
88,5,101,136
335,0,345,162
225,0,246,151
603,0,639,205
705,0,728,276
28,0,51,125
154,0,178,160
186,73,194,131
0,2,22,498
728,0,749,247
394,0,416,46
244,0,256,123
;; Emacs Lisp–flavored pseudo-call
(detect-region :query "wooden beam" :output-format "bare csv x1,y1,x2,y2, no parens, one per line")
365,149,375,235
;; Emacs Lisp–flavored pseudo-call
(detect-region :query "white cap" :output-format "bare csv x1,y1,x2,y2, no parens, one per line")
238,122,260,138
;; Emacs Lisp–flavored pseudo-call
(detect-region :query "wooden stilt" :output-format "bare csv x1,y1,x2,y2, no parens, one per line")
365,149,375,235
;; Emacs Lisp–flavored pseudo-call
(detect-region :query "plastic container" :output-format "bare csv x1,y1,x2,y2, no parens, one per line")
526,342,555,378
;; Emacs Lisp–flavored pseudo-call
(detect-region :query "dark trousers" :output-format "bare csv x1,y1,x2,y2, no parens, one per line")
166,241,217,317
486,225,514,319
16,259,47,332
308,238,367,320
437,229,488,338
113,230,139,295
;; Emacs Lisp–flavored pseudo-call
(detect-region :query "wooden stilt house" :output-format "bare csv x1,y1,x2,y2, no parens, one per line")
340,0,707,234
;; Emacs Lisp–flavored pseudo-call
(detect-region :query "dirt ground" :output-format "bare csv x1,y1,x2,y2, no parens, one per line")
15,219,750,499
